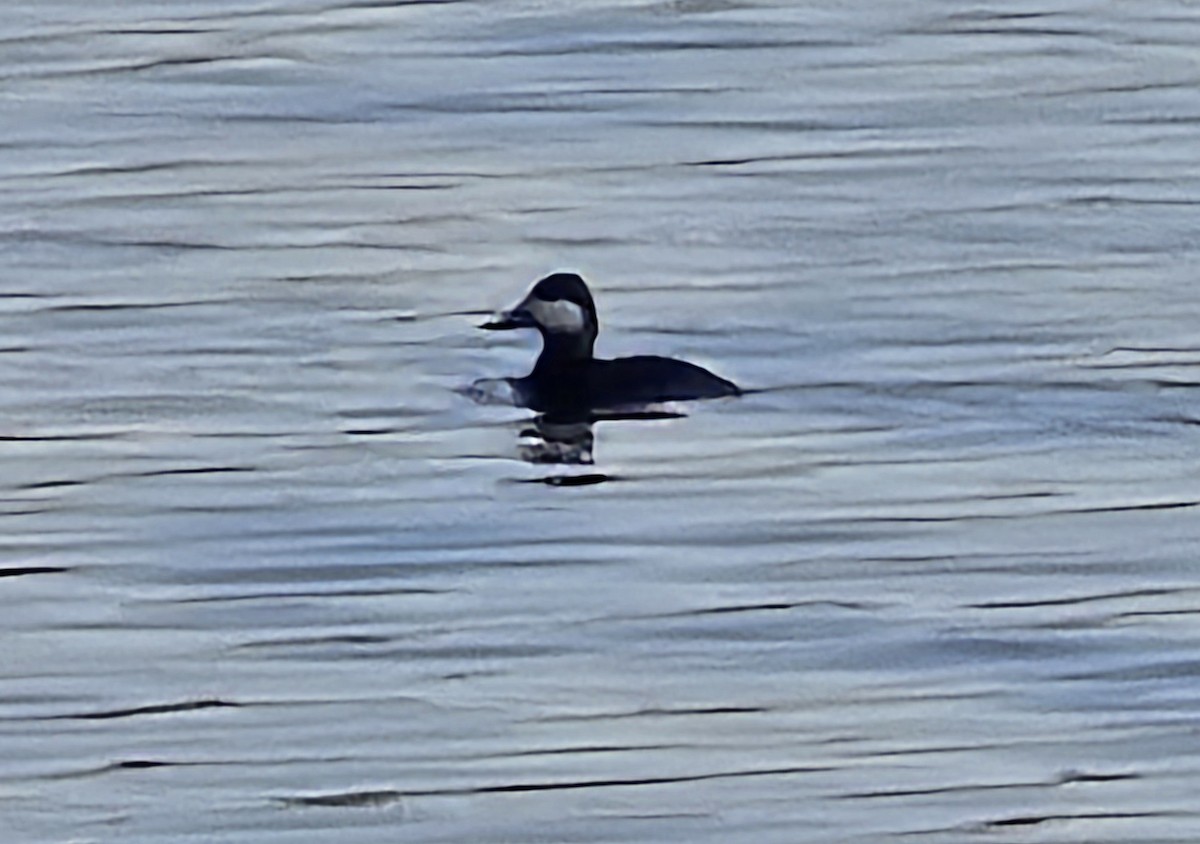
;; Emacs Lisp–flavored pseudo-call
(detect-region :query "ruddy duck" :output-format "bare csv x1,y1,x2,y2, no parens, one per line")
481,272,739,413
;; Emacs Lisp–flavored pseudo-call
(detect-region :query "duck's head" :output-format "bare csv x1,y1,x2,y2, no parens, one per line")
482,272,598,359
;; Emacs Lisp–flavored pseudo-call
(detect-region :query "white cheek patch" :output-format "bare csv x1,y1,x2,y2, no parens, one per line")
527,297,586,333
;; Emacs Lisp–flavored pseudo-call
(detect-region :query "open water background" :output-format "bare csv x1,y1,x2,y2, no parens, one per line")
4,1,1200,841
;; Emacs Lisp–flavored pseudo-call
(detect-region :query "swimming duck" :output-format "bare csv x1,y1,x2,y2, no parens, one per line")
481,272,739,413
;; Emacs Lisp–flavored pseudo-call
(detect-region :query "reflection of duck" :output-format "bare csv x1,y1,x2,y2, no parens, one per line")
518,416,595,465
480,273,740,414
513,408,685,467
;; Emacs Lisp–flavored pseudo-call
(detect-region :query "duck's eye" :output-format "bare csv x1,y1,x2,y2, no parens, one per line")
528,298,587,333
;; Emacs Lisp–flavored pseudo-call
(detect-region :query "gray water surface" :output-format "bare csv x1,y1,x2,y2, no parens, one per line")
4,2,1200,842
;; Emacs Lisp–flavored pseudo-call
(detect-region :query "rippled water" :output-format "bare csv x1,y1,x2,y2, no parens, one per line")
5,2,1200,841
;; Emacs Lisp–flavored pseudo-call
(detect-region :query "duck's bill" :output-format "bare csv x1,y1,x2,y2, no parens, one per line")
480,306,536,330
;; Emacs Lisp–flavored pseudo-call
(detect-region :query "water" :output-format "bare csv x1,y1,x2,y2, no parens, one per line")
4,1,1200,841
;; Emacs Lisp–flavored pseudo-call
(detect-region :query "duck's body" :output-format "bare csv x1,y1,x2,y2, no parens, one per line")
481,273,739,413
508,355,738,413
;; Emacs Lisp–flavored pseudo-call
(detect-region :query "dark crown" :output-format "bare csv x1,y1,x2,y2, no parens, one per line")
532,273,593,308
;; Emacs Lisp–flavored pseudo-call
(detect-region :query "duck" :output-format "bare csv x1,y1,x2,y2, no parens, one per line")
480,272,739,413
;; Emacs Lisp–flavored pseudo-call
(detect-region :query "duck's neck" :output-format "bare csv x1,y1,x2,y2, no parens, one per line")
533,331,595,375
